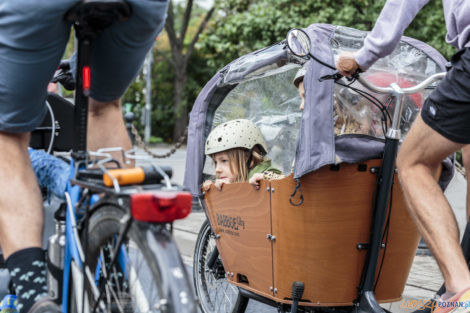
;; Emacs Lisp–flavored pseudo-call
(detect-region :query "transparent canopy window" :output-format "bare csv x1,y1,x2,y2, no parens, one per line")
331,26,440,138
205,67,302,176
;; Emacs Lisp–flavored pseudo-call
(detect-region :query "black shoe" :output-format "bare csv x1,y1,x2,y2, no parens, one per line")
27,297,61,313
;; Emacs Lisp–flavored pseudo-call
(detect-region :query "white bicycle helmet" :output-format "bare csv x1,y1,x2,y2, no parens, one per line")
205,119,267,155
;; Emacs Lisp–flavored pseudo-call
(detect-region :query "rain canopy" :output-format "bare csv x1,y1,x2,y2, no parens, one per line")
184,23,453,197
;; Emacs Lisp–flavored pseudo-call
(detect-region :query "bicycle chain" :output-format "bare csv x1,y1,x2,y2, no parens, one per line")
131,124,188,159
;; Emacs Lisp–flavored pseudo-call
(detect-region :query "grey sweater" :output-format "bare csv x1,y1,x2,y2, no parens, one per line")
355,0,470,70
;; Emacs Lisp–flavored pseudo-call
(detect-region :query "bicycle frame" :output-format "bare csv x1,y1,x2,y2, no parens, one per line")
62,169,99,313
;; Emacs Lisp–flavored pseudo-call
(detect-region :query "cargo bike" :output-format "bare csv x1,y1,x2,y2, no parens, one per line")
184,24,457,313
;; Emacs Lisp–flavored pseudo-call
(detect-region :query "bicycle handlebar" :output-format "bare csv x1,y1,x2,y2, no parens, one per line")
356,72,446,95
352,71,446,140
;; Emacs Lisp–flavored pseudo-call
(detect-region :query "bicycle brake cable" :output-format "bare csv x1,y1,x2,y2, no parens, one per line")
334,80,391,129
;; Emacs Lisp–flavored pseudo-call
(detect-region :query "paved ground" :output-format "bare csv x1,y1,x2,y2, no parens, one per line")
143,145,468,312
26,145,465,312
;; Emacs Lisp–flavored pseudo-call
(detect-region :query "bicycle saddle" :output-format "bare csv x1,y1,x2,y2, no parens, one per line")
65,0,131,36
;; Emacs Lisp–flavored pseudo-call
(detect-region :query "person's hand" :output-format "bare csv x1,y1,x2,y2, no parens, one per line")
214,178,231,191
249,173,264,189
298,81,305,111
202,180,214,192
336,52,359,77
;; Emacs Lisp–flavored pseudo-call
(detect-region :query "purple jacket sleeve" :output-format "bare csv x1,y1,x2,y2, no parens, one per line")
355,0,430,70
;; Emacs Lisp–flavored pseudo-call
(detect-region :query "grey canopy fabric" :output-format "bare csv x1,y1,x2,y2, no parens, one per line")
184,23,452,197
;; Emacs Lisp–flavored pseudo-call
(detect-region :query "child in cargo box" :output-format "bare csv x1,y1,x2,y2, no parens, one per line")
293,65,423,137
202,119,284,192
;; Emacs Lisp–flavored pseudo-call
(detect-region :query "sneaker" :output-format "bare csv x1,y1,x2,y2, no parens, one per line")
27,297,60,313
434,287,470,313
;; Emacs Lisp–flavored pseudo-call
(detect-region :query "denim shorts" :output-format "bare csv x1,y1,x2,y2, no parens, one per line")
421,48,470,144
0,0,168,132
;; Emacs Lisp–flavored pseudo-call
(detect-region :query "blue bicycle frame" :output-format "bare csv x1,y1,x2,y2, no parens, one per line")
61,158,98,313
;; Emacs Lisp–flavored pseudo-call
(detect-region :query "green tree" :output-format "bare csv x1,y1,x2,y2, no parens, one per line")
165,0,215,141
200,0,453,70
123,2,216,143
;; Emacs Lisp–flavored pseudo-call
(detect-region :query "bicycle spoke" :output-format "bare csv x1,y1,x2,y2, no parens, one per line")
195,222,245,313
107,284,126,313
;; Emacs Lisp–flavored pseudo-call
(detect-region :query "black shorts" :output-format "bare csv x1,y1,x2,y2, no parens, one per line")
421,48,470,144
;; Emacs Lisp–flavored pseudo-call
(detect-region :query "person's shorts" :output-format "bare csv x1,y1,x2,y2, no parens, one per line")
0,0,168,133
421,47,470,144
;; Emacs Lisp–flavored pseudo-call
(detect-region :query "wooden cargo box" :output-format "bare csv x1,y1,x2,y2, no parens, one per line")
203,159,420,307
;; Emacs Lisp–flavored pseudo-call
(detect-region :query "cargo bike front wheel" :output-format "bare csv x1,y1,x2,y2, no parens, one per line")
193,219,249,313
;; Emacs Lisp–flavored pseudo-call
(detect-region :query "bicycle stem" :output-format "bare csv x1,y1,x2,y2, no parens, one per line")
387,84,406,139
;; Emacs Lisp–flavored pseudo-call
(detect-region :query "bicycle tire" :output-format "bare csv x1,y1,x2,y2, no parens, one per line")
72,203,196,313
193,219,248,313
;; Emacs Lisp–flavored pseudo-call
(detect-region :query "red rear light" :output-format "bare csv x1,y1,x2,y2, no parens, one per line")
130,191,192,223
82,66,91,95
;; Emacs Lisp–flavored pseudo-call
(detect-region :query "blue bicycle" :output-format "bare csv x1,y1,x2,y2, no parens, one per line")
25,2,197,313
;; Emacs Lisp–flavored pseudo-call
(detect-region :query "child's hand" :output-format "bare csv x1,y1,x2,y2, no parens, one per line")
214,178,231,191
202,180,214,192
249,173,264,189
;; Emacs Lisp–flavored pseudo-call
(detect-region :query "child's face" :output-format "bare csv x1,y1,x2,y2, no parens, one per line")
213,152,237,183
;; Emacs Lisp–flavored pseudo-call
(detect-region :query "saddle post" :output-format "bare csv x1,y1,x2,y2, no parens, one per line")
72,29,92,157
65,1,131,159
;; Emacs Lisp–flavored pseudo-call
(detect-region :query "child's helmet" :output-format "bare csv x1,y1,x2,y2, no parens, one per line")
205,119,268,155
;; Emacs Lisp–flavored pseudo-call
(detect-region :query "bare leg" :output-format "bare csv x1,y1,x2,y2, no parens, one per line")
462,145,470,222
0,132,43,258
87,98,133,166
397,115,470,293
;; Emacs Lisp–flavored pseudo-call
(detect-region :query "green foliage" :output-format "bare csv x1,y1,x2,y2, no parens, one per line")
457,150,462,165
148,136,163,144
122,53,175,142
122,49,213,142
201,0,452,70
406,0,456,59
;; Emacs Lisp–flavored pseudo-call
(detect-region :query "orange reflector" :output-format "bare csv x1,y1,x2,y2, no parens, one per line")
130,191,192,223
103,168,145,187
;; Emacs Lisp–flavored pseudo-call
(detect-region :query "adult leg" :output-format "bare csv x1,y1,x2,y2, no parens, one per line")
397,115,469,293
0,132,56,312
462,145,470,221
0,132,42,257
87,98,132,165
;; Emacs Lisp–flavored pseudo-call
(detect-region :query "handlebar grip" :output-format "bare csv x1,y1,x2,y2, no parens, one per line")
59,60,71,71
